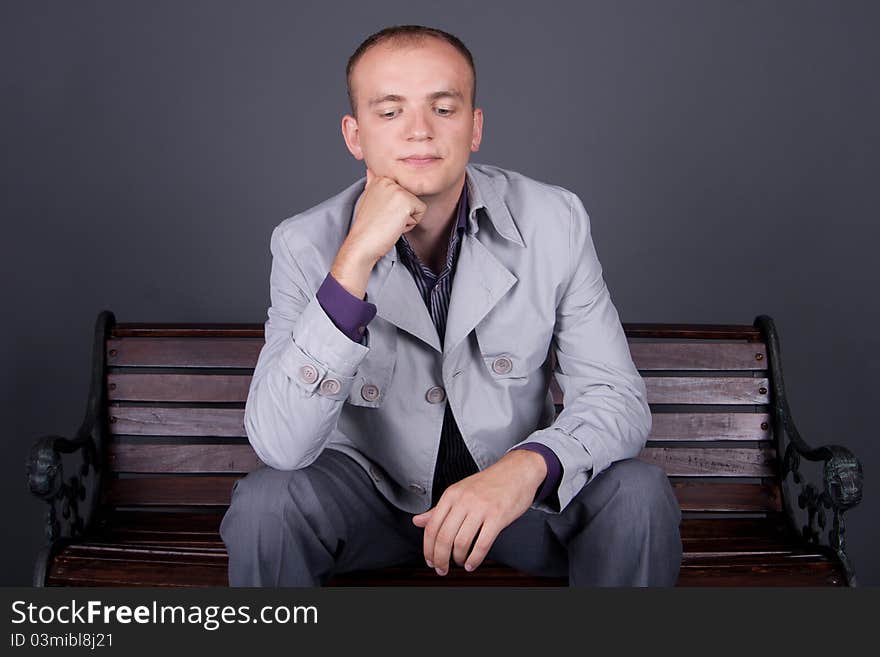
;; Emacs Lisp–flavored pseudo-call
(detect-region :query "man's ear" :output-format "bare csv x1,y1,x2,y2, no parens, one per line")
341,114,364,161
470,108,484,153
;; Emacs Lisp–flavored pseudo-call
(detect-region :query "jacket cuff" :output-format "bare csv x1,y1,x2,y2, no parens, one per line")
316,272,377,344
511,443,562,505
505,418,595,514
277,291,371,400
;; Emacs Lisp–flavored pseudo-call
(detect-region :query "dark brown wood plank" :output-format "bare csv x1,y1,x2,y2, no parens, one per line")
104,476,242,506
106,338,767,371
103,475,781,512
649,412,771,441
113,324,264,338
110,322,763,341
100,512,791,544
109,407,247,437
677,560,845,586
639,446,777,477
107,338,263,368
629,342,767,371
107,443,776,477
646,377,770,404
99,510,224,535
107,373,251,402
48,556,229,587
109,444,263,473
109,407,771,442
673,482,782,512
551,376,770,406
109,373,770,405
624,324,762,340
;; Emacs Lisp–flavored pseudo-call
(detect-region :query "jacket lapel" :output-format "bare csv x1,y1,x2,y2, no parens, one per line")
442,232,517,356
368,253,442,352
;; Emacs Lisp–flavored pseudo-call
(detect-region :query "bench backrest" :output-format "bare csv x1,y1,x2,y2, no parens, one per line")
102,322,779,517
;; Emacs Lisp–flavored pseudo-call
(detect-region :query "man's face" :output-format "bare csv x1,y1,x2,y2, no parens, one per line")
342,38,483,199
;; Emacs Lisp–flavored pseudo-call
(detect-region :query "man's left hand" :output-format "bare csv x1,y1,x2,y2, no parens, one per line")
412,449,547,576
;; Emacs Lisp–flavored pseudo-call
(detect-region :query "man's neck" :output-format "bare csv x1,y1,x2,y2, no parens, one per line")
404,174,465,273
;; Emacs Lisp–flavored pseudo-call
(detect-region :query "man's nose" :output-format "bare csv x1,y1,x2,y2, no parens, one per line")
406,109,433,140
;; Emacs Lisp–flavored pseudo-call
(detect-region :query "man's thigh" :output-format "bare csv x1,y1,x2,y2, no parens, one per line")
223,447,424,577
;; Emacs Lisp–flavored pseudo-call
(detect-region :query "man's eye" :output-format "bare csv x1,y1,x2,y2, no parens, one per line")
381,111,397,119
436,107,453,115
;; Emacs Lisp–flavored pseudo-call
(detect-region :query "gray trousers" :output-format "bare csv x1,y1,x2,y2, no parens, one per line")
220,448,683,587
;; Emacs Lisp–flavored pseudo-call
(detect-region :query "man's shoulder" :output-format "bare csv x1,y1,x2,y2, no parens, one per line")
468,162,584,241
469,162,577,203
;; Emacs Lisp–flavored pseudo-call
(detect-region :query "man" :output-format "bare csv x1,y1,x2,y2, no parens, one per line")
220,25,682,586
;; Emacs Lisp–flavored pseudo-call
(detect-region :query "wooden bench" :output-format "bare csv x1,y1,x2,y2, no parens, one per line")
27,310,863,586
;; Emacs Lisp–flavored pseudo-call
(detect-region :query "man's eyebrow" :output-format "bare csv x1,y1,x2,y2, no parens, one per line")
368,90,464,107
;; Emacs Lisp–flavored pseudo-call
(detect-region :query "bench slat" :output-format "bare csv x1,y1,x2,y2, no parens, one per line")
103,476,781,512
649,412,771,441
108,407,772,441
107,444,777,477
628,342,767,370
111,322,764,340
646,377,770,404
108,373,770,404
107,373,251,403
107,338,263,368
47,550,842,587
109,407,247,437
106,338,767,371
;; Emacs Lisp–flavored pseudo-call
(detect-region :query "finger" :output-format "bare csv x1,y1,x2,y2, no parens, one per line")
422,502,452,568
410,199,427,224
464,521,502,572
431,506,469,576
452,514,484,567
412,509,431,526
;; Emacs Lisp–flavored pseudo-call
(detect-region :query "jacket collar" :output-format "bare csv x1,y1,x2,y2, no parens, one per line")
463,163,525,247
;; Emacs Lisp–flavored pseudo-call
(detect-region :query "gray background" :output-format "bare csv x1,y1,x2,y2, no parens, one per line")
2,0,877,585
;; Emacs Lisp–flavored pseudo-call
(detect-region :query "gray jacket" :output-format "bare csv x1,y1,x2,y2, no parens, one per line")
244,162,651,514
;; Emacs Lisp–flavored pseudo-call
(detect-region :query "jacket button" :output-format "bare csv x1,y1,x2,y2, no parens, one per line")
319,378,341,395
299,364,318,384
425,386,446,403
492,356,513,375
361,383,380,401
408,483,426,495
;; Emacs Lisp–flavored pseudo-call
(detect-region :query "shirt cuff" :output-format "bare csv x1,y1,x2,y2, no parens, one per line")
316,272,377,343
512,443,563,505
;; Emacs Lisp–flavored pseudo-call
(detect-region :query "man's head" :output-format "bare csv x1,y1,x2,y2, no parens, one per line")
341,25,483,200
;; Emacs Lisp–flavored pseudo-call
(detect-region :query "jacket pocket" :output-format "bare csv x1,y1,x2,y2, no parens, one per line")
474,319,549,381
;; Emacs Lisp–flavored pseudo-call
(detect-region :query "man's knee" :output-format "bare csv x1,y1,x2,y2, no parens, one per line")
597,458,682,529
220,465,315,548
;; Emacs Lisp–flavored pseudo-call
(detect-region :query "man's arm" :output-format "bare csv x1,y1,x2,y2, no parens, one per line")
243,225,373,471
504,191,652,514
246,168,428,471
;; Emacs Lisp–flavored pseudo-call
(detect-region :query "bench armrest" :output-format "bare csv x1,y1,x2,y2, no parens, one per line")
26,430,102,542
755,315,864,586
26,310,114,544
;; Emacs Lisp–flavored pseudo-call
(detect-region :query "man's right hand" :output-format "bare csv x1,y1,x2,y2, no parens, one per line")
330,167,427,300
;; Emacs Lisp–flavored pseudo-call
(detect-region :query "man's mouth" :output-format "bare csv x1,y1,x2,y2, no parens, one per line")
400,156,441,168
